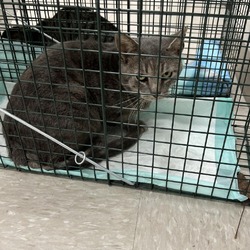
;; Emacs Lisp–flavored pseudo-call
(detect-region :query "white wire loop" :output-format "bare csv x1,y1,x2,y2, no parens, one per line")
0,108,134,186
74,151,86,165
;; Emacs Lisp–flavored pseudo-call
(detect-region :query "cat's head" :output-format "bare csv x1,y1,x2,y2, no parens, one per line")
115,27,187,104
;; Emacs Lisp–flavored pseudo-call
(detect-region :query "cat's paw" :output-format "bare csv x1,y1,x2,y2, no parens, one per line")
27,161,53,170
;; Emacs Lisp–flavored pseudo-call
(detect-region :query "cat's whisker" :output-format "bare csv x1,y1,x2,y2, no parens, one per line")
128,98,144,123
110,97,138,108
112,96,138,108
125,97,139,109
128,103,137,123
129,111,136,124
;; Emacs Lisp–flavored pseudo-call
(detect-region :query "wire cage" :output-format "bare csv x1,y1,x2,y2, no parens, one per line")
0,0,249,202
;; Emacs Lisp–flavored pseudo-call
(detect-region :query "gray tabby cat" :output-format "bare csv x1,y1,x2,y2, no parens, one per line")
3,28,187,169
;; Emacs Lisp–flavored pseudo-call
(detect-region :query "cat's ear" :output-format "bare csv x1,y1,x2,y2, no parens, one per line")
166,26,188,55
115,34,138,62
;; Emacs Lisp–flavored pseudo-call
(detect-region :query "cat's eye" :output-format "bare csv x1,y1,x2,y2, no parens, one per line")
162,71,173,78
136,76,148,82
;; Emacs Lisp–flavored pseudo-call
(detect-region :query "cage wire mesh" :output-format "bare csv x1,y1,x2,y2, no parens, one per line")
0,0,249,201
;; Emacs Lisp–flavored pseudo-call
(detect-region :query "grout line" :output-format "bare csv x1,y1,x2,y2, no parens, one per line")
132,190,143,250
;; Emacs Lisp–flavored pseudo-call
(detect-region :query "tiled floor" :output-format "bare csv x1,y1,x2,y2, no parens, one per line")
0,169,249,250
